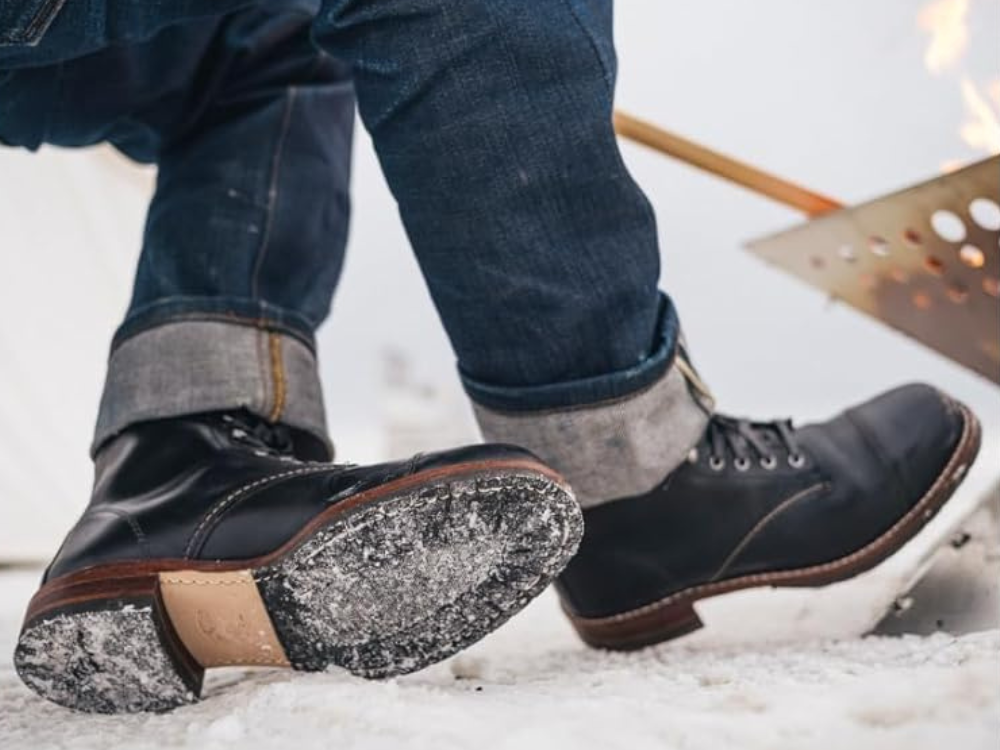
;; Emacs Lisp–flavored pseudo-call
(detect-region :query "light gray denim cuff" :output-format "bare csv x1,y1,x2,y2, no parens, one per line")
472,348,713,508
93,320,330,456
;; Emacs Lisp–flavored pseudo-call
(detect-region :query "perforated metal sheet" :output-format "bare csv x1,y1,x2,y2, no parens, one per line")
747,156,1000,384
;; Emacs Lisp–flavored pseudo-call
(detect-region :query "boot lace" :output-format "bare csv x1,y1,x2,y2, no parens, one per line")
697,415,806,471
221,412,297,458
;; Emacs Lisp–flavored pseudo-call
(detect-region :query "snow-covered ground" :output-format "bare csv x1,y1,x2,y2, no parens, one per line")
0,567,997,750
3,455,999,749
1,1,999,746
2,444,997,748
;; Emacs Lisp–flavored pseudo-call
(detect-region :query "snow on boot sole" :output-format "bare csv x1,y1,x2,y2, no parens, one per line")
14,462,582,713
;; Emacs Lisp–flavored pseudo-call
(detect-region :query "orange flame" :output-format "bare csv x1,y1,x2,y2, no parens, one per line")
959,77,1000,153
918,0,970,74
919,0,999,161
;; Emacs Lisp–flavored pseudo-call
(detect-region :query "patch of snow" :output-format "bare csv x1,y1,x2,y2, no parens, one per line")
1,569,996,750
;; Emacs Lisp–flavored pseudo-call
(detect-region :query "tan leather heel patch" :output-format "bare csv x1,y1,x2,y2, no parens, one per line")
158,569,290,669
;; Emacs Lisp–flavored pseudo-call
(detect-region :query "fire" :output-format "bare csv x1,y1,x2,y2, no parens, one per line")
959,78,1000,154
918,0,999,160
918,0,969,74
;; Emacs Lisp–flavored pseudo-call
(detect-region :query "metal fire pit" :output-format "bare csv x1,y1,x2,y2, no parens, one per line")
747,156,1000,383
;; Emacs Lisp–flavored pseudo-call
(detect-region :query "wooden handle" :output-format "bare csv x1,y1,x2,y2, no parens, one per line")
613,111,843,217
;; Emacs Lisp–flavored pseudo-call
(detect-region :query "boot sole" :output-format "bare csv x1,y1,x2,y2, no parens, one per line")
567,399,983,650
14,459,582,713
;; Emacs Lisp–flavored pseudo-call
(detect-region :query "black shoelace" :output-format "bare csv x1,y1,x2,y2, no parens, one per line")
701,415,805,471
221,412,296,457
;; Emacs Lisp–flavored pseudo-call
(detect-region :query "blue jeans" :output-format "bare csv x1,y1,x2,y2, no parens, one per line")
0,0,708,505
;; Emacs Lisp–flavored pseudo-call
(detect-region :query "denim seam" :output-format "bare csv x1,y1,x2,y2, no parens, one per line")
560,0,613,97
20,0,66,44
268,332,287,422
559,0,662,265
250,87,297,299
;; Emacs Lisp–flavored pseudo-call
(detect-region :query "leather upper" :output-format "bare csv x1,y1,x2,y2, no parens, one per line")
557,383,967,619
45,412,537,582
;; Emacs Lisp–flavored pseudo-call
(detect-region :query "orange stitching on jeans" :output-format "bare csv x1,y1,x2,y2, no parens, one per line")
268,332,286,422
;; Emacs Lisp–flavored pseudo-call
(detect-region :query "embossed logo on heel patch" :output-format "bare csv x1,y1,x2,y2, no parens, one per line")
159,569,290,668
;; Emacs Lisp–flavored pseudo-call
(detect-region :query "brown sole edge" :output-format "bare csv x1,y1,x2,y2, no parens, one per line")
566,400,983,651
15,461,584,712
23,456,568,623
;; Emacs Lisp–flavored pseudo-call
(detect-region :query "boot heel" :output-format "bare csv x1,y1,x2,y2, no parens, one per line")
570,599,705,651
14,578,204,713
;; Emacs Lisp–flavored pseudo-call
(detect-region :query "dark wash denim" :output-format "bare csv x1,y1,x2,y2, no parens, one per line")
0,0,688,465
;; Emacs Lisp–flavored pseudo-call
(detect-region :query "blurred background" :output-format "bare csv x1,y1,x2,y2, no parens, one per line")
0,0,998,559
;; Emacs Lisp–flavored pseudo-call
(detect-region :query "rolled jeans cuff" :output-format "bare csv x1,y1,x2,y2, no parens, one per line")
93,320,330,457
469,313,713,508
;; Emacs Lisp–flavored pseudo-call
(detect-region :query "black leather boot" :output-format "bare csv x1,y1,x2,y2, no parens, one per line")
557,384,980,650
15,411,582,713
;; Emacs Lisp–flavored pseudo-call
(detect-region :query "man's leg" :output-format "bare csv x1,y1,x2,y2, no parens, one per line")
314,0,710,500
11,2,582,713
1,1,353,456
314,0,981,647
96,8,354,458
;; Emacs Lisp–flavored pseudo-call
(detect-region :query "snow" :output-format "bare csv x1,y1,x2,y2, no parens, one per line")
1,568,996,750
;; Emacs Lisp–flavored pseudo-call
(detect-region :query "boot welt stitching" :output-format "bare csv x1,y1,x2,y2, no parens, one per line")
184,465,334,558
185,462,567,565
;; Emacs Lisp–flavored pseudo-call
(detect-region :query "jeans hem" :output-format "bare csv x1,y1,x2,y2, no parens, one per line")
460,294,679,413
93,318,329,457
112,297,318,354
470,306,713,508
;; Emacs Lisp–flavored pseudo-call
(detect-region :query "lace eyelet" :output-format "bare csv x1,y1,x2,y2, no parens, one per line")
734,457,751,472
788,453,806,469
231,428,248,440
760,456,778,470
709,456,726,471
